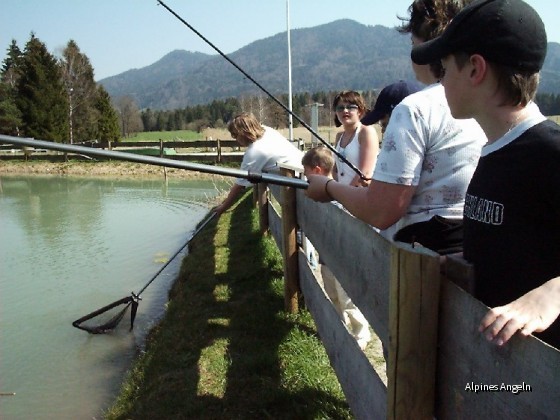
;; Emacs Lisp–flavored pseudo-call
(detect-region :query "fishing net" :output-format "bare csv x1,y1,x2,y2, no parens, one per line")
72,294,140,334
72,211,217,334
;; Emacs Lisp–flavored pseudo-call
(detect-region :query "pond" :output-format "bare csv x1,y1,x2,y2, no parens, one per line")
0,174,224,419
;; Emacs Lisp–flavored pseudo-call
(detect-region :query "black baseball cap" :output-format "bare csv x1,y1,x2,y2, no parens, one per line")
362,80,424,125
411,0,547,73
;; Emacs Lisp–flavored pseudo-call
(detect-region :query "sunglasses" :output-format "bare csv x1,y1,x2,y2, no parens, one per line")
335,104,359,113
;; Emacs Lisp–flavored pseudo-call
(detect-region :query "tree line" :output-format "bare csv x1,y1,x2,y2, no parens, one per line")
139,90,379,133
1,34,560,144
0,34,120,143
139,89,560,134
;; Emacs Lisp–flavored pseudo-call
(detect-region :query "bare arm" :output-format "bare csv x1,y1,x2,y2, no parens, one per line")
479,276,560,346
215,183,246,216
305,174,416,230
349,125,379,187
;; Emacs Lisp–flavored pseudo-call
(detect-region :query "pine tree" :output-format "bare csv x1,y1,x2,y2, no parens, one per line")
94,85,120,142
0,40,23,135
16,34,68,142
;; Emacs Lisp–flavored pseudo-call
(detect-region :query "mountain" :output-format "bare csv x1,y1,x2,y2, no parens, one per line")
541,42,560,94
99,19,560,111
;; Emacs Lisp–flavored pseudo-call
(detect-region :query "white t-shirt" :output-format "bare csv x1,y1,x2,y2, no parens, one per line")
373,83,487,238
236,126,304,187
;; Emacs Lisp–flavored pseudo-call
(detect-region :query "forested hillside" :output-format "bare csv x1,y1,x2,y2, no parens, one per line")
98,19,560,111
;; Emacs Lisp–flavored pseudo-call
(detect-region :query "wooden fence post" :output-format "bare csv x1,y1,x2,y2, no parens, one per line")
159,138,168,180
387,244,441,420
256,183,269,235
280,167,299,313
217,138,222,163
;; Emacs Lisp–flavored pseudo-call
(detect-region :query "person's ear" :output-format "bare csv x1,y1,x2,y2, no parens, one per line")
312,166,324,175
469,54,488,86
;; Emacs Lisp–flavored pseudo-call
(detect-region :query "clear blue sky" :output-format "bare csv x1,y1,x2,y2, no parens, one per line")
1,0,558,81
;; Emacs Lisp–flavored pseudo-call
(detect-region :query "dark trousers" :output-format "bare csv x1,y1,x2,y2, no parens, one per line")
393,215,463,255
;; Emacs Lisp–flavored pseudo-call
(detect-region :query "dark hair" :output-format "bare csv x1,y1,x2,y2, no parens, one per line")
332,91,368,113
332,91,368,127
398,0,470,79
453,52,540,107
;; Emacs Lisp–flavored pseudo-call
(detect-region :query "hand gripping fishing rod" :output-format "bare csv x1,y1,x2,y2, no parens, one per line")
156,0,368,182
0,135,308,189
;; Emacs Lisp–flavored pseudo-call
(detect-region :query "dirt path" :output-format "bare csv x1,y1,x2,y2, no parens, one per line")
0,160,228,180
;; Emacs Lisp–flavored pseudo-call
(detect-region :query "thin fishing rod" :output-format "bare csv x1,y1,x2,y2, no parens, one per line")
156,0,368,182
72,211,218,334
136,211,216,296
0,135,308,189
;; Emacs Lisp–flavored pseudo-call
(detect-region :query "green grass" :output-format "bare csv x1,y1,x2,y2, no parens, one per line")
104,192,351,419
122,130,204,142
549,115,560,124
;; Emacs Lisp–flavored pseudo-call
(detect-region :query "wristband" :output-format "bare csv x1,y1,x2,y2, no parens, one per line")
324,179,334,200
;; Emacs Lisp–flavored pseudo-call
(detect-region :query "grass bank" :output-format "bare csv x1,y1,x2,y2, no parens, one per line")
104,191,352,419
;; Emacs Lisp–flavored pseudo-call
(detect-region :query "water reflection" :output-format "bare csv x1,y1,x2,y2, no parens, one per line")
0,175,223,419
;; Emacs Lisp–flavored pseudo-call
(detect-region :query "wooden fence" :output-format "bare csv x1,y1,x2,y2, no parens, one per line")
0,138,304,163
255,167,560,420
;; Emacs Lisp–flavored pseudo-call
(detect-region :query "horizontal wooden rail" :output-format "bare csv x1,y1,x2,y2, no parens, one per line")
261,174,560,420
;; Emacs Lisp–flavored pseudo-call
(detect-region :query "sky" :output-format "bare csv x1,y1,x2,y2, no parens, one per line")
1,0,559,81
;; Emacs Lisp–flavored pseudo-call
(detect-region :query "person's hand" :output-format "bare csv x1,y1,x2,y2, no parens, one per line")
305,174,333,202
213,205,224,216
479,278,560,346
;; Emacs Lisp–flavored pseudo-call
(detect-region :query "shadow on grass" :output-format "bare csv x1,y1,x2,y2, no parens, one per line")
107,191,350,419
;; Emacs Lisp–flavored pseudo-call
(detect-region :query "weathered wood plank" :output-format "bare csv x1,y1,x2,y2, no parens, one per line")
437,279,560,419
298,250,387,420
296,190,392,345
256,183,269,235
268,201,282,253
387,244,441,420
269,184,281,202
280,171,299,313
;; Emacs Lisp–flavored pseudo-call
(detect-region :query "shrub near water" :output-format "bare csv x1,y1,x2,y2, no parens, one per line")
105,192,351,419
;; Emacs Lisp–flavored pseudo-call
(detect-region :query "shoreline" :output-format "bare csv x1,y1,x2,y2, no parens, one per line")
0,160,229,181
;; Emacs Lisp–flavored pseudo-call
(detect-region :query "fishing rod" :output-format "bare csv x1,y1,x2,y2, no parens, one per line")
0,135,308,189
156,0,368,182
72,211,217,334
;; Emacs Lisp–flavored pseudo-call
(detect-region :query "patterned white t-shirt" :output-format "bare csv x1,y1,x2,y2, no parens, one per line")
373,83,487,237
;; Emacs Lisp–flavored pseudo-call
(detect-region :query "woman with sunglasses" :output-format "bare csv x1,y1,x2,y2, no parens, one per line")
332,91,379,187
316,91,378,349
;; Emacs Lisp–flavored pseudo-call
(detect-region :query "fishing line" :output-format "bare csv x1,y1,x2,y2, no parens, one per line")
72,212,217,334
156,0,368,181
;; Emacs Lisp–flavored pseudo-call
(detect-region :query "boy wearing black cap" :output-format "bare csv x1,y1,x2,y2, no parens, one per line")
361,80,424,133
412,0,560,348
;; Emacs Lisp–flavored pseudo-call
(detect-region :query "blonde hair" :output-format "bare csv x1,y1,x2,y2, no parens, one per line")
227,112,265,146
302,146,335,175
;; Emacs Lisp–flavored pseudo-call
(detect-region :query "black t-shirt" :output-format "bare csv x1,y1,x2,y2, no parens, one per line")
464,120,560,348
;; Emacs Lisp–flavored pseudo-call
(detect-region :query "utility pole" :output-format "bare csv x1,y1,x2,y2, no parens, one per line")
309,102,323,147
286,0,293,141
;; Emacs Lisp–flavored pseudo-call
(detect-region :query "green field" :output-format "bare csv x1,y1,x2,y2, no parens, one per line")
122,130,203,142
